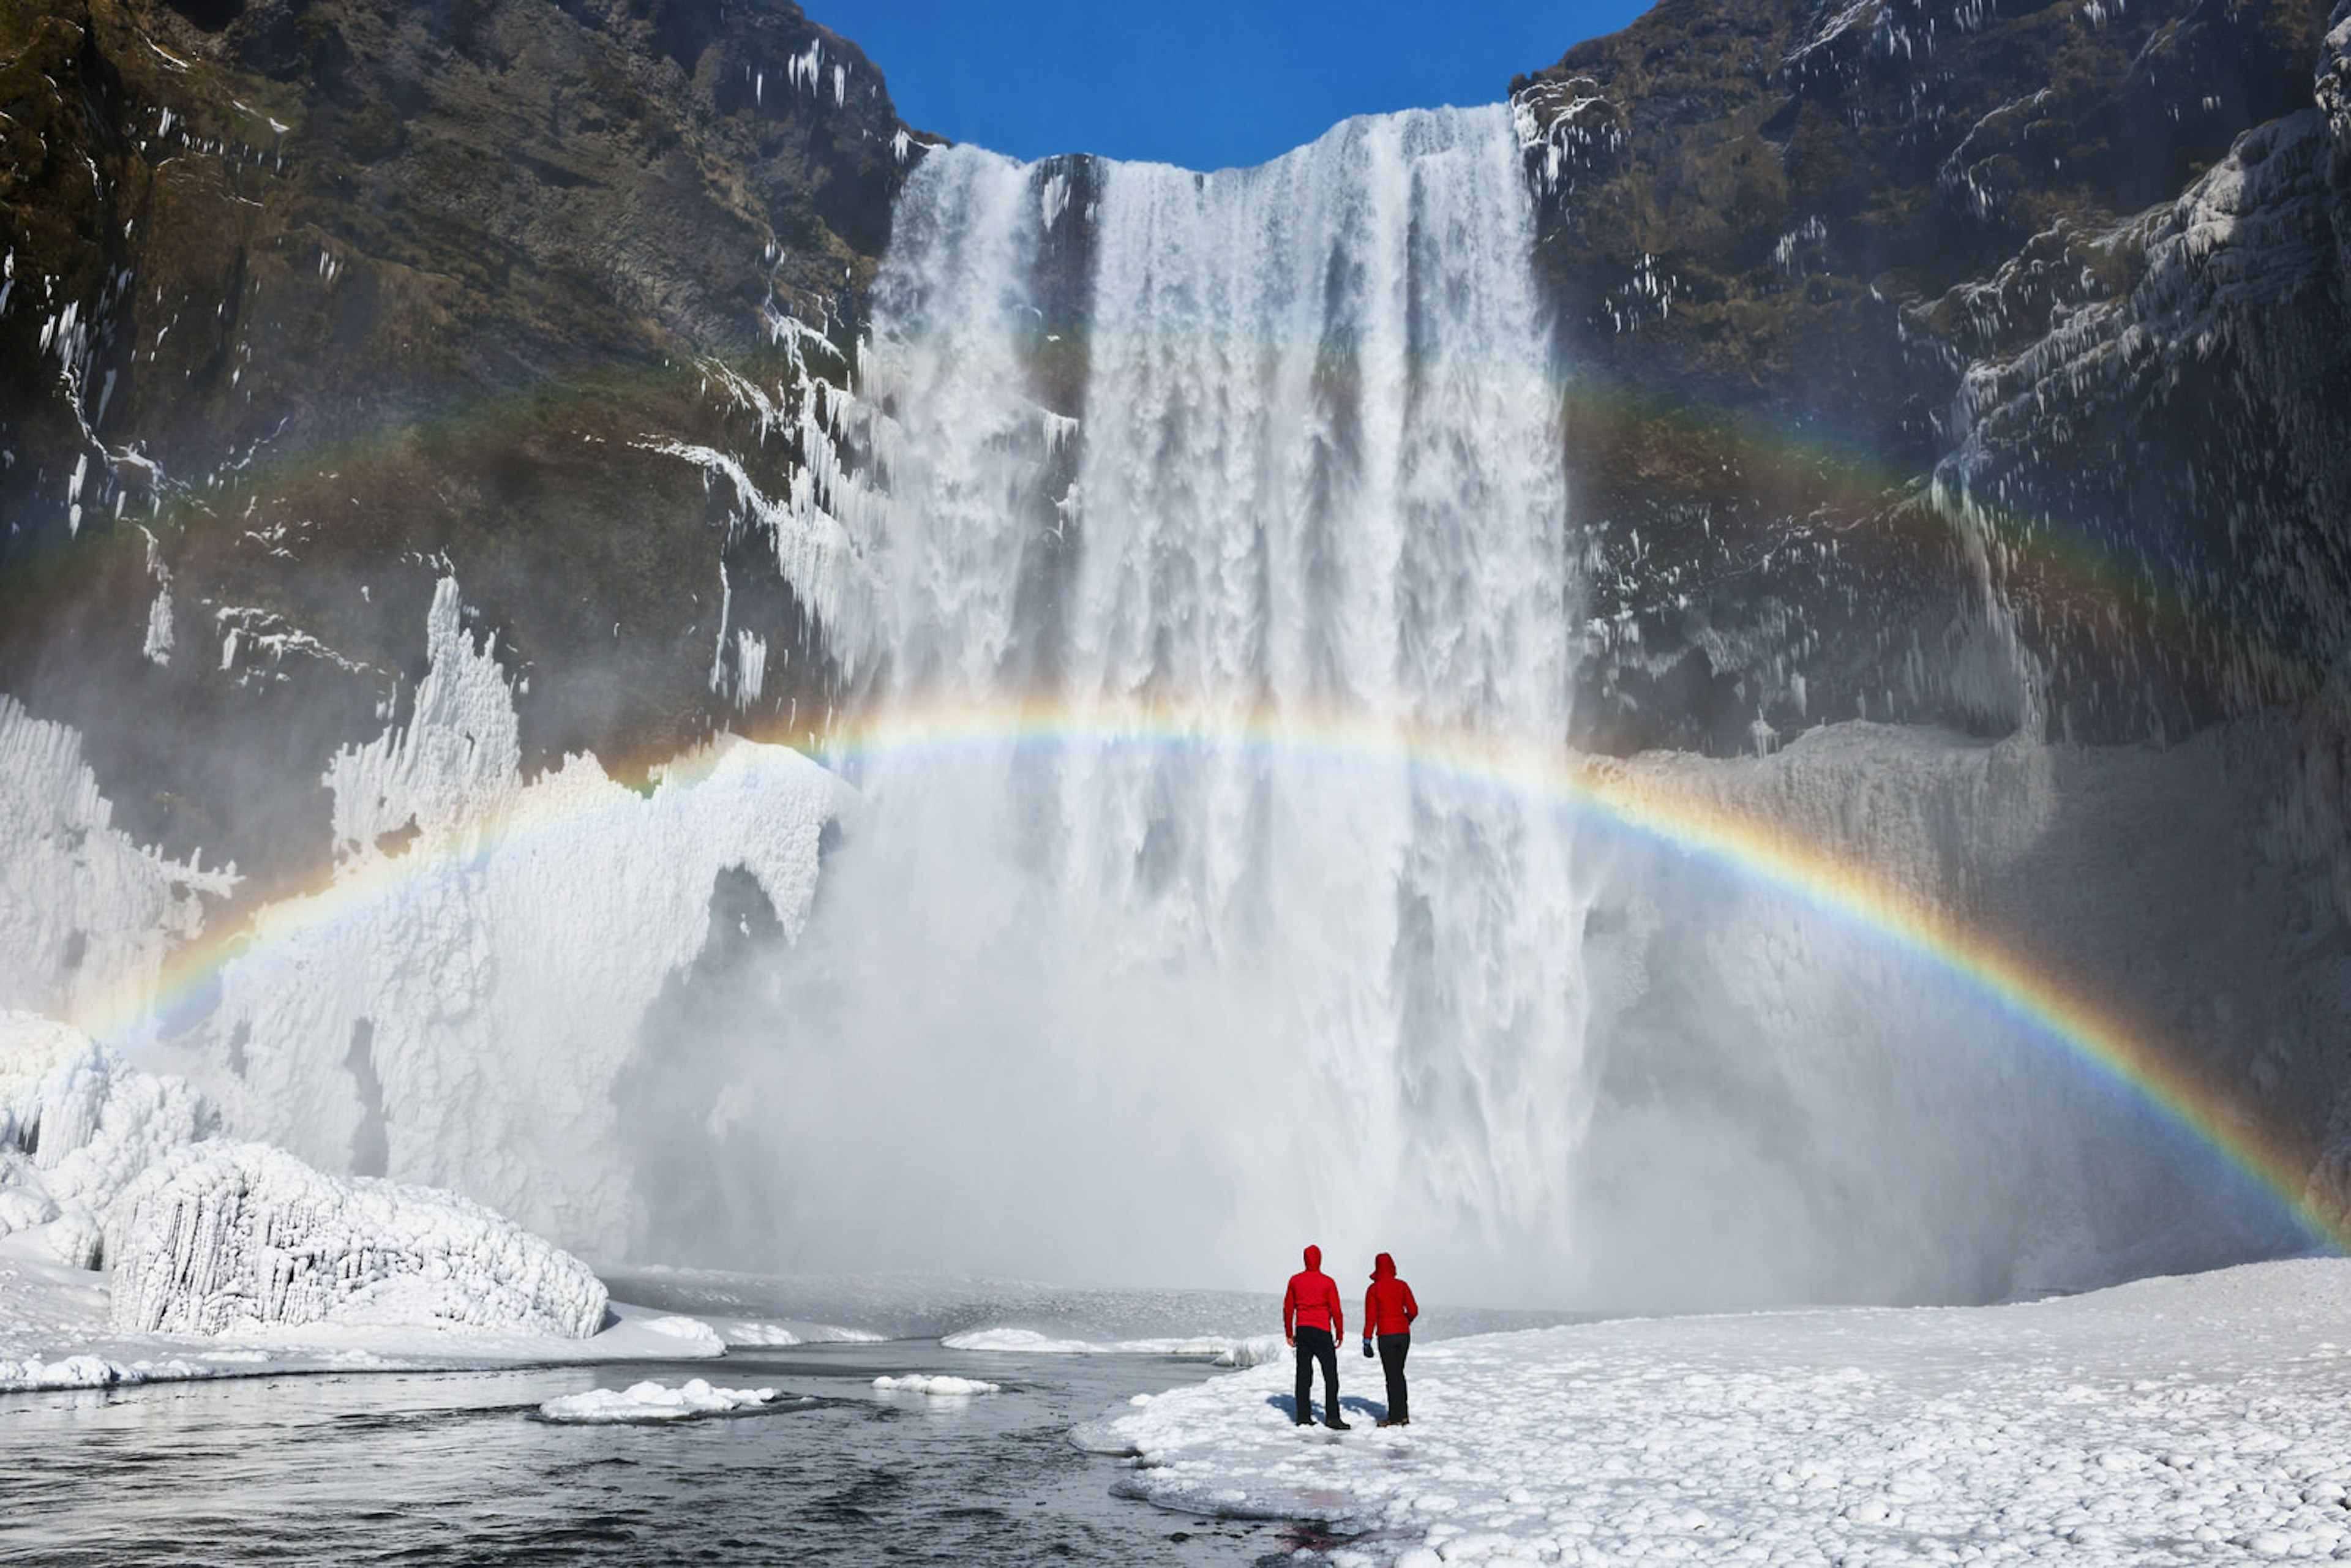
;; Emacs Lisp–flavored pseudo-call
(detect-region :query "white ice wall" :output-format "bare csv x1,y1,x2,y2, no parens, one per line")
0,697,235,1025
170,577,852,1258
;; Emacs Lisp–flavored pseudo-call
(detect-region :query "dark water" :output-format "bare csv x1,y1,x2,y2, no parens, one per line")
0,1343,1306,1566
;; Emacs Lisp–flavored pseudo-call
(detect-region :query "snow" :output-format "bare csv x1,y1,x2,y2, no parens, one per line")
718,1318,803,1346
1079,1259,2351,1565
634,1313,727,1352
108,1141,608,1338
873,1373,1000,1396
538,1376,781,1424
947,1326,1283,1367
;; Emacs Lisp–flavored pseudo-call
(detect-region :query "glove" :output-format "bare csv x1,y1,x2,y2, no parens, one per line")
1362,1339,1374,1358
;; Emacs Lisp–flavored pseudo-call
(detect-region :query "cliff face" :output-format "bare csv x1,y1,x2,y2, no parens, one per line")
1513,0,2342,754
11,0,2345,883
0,0,914,896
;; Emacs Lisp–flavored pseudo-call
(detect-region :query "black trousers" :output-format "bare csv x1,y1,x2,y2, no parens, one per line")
1376,1332,1410,1422
1293,1326,1338,1423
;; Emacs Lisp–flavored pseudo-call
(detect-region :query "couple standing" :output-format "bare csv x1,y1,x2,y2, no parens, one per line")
1281,1244,1418,1430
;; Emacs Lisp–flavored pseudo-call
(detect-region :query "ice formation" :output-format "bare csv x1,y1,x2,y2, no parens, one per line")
0,1011,212,1266
872,1373,1000,1396
1079,1259,2351,1566
0,1012,613,1350
538,1376,780,1423
0,698,234,1025
160,576,854,1255
108,1141,608,1338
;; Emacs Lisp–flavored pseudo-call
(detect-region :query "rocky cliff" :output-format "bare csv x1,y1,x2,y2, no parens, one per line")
1514,0,2343,754
11,0,2348,882
0,0,915,898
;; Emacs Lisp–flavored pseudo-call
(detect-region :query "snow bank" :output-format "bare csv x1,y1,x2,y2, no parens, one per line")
539,1377,780,1424
170,576,853,1257
1081,1258,2351,1564
108,1141,607,1338
718,1319,803,1346
945,1326,1282,1366
873,1373,999,1396
0,1012,213,1266
0,698,236,1026
634,1313,727,1353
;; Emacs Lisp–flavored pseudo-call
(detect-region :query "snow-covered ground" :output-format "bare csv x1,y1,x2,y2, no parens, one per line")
1080,1259,2351,1566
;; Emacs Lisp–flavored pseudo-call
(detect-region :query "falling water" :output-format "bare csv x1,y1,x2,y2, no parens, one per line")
658,105,2307,1307
729,108,1588,1290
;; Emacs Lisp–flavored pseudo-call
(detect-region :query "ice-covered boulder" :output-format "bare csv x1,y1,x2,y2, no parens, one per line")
0,1012,213,1265
107,1142,608,1339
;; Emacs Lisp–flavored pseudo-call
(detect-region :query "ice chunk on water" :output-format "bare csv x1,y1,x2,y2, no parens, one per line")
872,1373,999,1396
538,1377,778,1423
108,1142,607,1338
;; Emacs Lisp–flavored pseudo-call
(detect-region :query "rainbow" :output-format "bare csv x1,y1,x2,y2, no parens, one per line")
72,693,2343,1253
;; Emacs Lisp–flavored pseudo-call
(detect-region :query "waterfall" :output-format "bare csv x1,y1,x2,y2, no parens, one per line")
743,108,1587,1289
669,107,2304,1305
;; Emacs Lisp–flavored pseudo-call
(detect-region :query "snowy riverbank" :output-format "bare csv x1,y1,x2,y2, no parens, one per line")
0,1228,732,1392
1081,1258,2351,1566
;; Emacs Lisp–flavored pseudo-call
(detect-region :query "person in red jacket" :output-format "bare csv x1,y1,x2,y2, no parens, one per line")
1361,1251,1419,1427
1283,1244,1349,1429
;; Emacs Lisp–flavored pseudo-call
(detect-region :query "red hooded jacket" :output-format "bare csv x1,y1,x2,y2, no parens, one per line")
1363,1253,1418,1337
1283,1245,1344,1337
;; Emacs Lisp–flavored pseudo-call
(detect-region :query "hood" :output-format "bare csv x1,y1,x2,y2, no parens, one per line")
1303,1244,1322,1270
1371,1252,1395,1281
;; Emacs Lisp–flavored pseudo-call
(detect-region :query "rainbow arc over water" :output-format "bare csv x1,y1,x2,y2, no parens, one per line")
72,694,2342,1253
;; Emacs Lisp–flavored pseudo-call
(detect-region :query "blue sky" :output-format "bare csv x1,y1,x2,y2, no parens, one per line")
806,1,1653,170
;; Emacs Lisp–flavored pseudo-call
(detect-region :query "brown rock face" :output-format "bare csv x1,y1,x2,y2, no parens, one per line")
1513,0,2338,754
0,0,921,898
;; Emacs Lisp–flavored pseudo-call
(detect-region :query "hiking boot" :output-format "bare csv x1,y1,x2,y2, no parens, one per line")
1324,1417,1352,1430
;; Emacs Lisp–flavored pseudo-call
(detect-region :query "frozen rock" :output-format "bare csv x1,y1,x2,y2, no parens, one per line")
107,1141,608,1338
0,1013,213,1265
